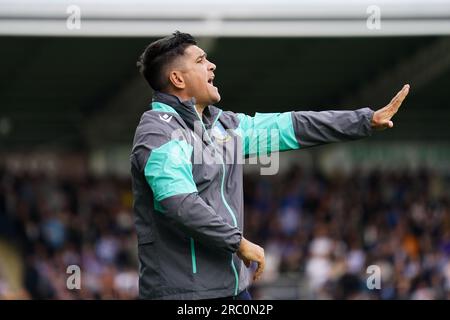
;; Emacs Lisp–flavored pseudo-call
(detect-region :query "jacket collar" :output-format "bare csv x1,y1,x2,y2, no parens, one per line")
151,91,221,130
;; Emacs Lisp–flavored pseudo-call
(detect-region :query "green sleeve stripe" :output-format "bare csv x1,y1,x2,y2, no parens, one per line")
144,139,197,202
151,101,178,114
235,112,300,156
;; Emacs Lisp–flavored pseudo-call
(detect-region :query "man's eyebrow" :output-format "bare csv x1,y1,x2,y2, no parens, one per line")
196,53,207,60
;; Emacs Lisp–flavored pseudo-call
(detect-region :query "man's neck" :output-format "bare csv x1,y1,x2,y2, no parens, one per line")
195,104,206,118
163,89,205,117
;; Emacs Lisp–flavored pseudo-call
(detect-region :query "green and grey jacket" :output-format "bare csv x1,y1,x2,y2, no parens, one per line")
130,91,374,299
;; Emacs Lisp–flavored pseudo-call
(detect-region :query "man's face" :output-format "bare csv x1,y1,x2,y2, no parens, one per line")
175,45,220,106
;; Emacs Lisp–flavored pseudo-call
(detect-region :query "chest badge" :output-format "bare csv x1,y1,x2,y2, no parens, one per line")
212,122,231,143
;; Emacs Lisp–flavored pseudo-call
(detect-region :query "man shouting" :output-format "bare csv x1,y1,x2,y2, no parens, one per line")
130,31,409,300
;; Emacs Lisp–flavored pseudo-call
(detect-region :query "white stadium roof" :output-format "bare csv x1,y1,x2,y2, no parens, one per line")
0,0,450,37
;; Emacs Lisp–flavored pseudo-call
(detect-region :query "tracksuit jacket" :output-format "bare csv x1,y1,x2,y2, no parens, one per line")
130,91,374,299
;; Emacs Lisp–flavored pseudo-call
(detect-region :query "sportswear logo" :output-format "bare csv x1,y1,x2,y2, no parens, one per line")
159,114,172,122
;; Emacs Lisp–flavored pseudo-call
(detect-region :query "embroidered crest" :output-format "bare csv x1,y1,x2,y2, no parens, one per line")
212,122,231,143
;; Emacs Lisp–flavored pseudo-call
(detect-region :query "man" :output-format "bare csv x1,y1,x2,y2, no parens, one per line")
130,31,409,300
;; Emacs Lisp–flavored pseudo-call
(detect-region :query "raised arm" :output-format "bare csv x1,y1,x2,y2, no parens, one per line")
233,84,410,155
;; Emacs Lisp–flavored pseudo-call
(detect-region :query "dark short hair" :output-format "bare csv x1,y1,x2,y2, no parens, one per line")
137,31,197,91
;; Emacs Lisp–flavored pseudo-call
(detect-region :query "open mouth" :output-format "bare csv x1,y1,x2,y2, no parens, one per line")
207,75,215,86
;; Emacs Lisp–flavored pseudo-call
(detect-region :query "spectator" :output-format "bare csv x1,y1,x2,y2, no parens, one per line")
0,164,448,299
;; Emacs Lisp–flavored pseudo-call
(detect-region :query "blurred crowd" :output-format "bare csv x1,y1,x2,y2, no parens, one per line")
0,164,449,299
0,168,138,299
244,165,450,299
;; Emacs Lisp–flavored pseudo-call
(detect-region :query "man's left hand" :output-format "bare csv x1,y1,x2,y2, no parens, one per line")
371,84,410,130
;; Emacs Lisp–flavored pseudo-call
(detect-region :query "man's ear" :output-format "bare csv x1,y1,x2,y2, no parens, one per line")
168,71,185,89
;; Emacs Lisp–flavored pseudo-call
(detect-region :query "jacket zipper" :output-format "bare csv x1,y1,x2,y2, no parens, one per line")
194,108,240,296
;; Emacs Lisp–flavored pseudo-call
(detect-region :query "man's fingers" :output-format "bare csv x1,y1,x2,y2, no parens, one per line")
389,84,410,111
395,84,410,107
253,263,263,281
372,85,408,130
390,84,409,104
253,257,265,281
389,87,403,104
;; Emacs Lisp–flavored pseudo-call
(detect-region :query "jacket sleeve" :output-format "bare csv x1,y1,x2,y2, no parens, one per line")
290,107,374,148
232,107,374,156
133,120,242,253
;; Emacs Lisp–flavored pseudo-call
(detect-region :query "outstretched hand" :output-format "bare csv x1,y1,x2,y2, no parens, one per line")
371,84,410,130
